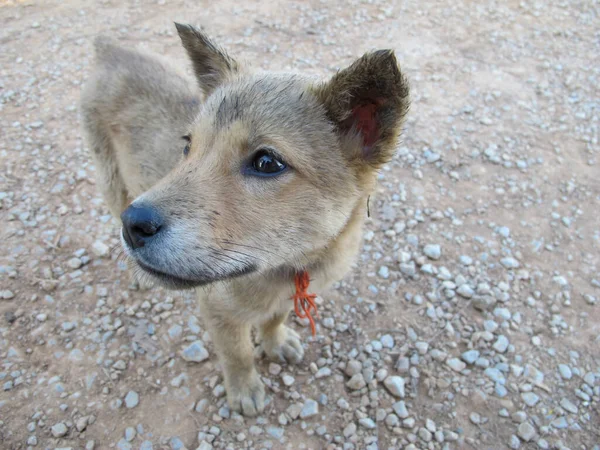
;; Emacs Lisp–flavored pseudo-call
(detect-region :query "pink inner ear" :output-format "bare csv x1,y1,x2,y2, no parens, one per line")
352,102,380,150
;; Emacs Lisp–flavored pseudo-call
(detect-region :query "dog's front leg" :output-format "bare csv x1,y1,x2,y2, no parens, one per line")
202,309,265,416
256,311,305,365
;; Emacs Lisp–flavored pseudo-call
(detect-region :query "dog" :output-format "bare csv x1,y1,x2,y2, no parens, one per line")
80,23,409,416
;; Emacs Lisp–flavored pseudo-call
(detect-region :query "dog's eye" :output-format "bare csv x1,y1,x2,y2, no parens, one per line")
182,135,191,157
249,149,287,176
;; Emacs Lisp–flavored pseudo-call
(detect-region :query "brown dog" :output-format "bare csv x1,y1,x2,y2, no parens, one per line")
80,23,409,416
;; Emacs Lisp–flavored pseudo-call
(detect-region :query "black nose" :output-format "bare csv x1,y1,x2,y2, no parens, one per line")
120,204,164,249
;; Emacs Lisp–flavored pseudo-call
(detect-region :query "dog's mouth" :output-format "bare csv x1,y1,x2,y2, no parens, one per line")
133,258,257,290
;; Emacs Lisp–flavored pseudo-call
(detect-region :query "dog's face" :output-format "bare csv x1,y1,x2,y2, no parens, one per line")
121,24,409,289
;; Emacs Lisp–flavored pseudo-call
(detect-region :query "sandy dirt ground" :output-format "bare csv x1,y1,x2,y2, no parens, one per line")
1,0,599,449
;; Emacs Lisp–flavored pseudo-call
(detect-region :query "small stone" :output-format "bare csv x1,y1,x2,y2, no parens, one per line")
281,374,295,386
583,372,595,386
322,317,335,329
500,257,520,269
380,334,394,348
168,324,183,340
485,367,505,384
343,422,357,437
346,373,366,390
315,367,331,378
337,398,350,410
299,399,319,419
457,284,474,298
218,405,230,418
181,340,209,362
113,360,127,370
446,358,466,372
509,435,521,449
495,384,508,397
0,290,15,300
213,385,226,397
124,391,139,408
469,412,481,424
558,364,572,380
521,392,539,407
418,427,433,442
359,417,376,429
392,401,409,418
385,414,400,428
378,266,390,278
36,313,47,322
91,241,110,257
269,363,282,376
551,417,568,429
459,255,473,265
494,308,511,320
559,398,578,414
511,411,527,423
125,427,136,442
345,360,362,376
169,437,185,450
537,439,549,450
51,422,68,437
266,426,284,440
400,261,416,276
493,335,509,353
395,356,410,372
67,257,83,269
415,341,429,354
383,376,405,397
249,425,263,436
170,373,187,388
424,244,441,260
286,403,303,420
517,422,536,441
461,350,480,365
69,348,84,362
403,417,416,428
75,416,89,432
61,321,76,332
195,399,209,413
197,442,212,450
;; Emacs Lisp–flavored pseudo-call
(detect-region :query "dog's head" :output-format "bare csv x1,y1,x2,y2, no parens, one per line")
121,23,409,289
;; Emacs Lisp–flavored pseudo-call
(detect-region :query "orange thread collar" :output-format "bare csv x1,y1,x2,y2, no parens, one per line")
293,271,318,336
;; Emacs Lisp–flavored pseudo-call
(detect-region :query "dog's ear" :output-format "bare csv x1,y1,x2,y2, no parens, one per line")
315,50,410,167
175,23,240,96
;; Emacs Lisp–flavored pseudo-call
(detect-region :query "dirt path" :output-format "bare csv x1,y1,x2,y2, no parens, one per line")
1,1,598,449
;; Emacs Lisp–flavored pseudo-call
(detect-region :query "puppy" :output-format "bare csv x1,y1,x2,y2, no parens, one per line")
81,23,409,416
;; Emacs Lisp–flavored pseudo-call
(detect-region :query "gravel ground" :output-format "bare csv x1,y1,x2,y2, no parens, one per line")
1,0,599,449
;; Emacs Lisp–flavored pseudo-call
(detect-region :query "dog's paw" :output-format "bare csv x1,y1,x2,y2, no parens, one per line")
227,371,265,417
256,325,304,365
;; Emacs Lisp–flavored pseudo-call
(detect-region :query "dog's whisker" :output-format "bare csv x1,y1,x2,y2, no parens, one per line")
215,239,287,261
214,246,268,265
212,250,272,285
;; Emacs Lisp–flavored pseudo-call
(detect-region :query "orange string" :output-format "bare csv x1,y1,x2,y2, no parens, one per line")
293,271,318,336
